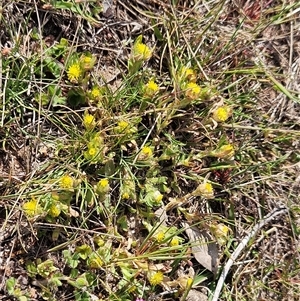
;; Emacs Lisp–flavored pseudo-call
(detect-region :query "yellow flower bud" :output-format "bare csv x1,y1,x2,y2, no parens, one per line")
138,146,153,161
170,237,180,247
153,190,163,203
156,231,165,243
133,42,152,61
212,144,235,159
83,113,96,130
210,223,230,245
96,178,110,194
185,82,201,100
179,67,197,83
193,182,214,199
80,55,96,71
48,203,61,218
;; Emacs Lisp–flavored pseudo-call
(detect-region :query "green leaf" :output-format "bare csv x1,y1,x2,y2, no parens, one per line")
44,57,63,78
76,276,89,288
50,273,63,286
37,259,58,277
117,215,128,232
152,19,163,41
26,261,37,277
67,88,87,108
6,277,16,295
76,244,92,260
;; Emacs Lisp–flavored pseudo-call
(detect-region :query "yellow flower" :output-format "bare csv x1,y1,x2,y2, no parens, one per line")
121,171,136,200
210,223,230,245
114,120,137,137
193,182,214,199
82,56,91,65
115,120,130,135
212,106,231,122
48,203,61,218
23,198,42,217
153,190,163,203
67,63,81,83
99,178,109,188
144,80,159,97
90,86,101,100
185,82,201,100
212,144,235,159
122,192,130,200
60,175,74,189
156,231,165,243
118,120,129,130
88,147,97,157
170,237,180,247
80,55,95,71
148,271,164,286
179,67,197,83
133,42,152,61
83,113,96,130
139,146,153,160
96,178,110,194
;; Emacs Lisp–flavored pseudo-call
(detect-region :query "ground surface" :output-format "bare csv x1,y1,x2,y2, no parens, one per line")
0,1,300,301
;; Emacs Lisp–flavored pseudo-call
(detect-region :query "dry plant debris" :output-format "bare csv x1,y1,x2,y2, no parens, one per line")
0,0,300,301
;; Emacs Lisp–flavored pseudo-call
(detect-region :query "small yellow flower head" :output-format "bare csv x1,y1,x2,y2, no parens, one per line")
99,178,109,188
170,237,180,247
144,80,159,97
96,178,110,194
143,189,163,207
114,120,138,138
118,120,129,131
115,120,131,135
89,147,97,157
122,192,130,199
84,142,103,163
210,223,230,245
193,182,214,199
81,56,91,66
156,231,165,243
80,55,95,71
148,271,164,286
179,67,197,83
60,175,74,190
83,113,96,130
212,106,231,122
90,86,102,100
213,144,235,159
138,146,153,161
185,82,201,100
153,190,163,203
142,146,152,156
23,198,42,217
48,203,61,218
133,42,152,61
121,171,136,200
67,63,82,83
